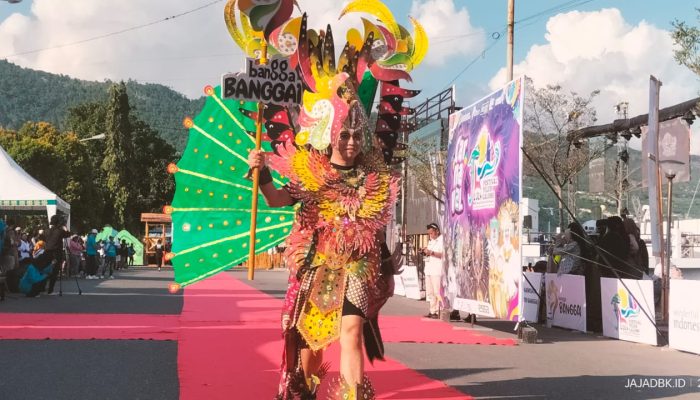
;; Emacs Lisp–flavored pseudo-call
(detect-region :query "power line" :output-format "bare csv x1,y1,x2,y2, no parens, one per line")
1,0,224,59
440,0,595,89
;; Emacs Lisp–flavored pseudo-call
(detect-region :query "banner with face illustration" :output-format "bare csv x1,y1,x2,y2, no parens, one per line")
443,77,524,321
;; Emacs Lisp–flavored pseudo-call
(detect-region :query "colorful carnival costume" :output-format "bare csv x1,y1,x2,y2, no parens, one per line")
167,1,427,398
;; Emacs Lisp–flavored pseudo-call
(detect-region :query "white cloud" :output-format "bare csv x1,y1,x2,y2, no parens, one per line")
0,0,241,98
410,0,485,66
489,8,700,154
0,0,460,98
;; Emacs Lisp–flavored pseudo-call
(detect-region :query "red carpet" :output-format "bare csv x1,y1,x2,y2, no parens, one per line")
380,315,517,346
0,274,500,399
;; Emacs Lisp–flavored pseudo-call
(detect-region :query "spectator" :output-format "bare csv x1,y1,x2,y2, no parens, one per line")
653,263,684,305
598,216,631,279
3,220,20,269
102,236,117,279
552,222,587,276
127,244,135,266
85,229,99,279
114,238,122,270
17,232,32,262
33,239,45,259
119,240,129,270
594,219,607,244
155,239,164,271
68,235,84,277
421,223,444,319
42,213,71,294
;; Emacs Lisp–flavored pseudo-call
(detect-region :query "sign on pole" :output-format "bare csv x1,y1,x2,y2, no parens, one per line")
222,57,303,106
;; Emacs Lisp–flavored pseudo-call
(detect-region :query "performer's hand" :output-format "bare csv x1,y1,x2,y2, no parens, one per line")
248,149,267,169
281,315,291,331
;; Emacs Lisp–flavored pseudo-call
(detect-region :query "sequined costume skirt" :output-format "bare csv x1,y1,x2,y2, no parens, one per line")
291,265,369,351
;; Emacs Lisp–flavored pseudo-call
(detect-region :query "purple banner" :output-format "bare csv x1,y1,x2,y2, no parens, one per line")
443,77,524,321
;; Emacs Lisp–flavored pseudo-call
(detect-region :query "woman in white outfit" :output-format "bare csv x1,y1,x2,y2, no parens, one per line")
422,223,444,318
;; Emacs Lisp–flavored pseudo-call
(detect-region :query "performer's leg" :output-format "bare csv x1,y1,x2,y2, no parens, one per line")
301,348,323,380
339,314,364,385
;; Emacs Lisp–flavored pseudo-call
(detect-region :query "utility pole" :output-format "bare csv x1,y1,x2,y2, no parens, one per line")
506,0,515,82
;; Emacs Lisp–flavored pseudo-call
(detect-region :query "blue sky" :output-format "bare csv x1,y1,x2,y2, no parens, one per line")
1,0,698,142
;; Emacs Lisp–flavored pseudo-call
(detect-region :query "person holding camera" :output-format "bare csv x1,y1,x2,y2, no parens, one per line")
422,223,444,319
40,214,71,294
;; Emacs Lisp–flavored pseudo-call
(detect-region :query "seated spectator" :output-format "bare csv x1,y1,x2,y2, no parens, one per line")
653,263,684,305
33,240,45,259
552,222,587,276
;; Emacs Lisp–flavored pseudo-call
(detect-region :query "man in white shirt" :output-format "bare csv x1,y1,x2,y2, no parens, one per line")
421,223,444,319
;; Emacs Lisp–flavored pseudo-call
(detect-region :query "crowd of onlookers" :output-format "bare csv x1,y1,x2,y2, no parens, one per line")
0,215,136,298
525,214,683,332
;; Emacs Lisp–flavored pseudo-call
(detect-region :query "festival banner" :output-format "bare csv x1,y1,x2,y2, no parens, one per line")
522,272,544,323
600,278,657,346
545,273,586,332
669,280,700,355
443,77,524,320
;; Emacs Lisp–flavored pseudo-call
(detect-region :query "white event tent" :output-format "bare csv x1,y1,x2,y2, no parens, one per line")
0,144,71,225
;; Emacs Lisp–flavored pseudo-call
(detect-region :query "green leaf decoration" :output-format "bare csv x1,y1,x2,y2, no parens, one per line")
169,85,293,287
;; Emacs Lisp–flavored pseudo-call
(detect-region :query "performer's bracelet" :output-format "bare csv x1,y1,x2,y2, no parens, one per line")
258,166,273,185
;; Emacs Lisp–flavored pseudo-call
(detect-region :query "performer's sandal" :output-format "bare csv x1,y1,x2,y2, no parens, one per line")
276,370,318,400
327,374,375,400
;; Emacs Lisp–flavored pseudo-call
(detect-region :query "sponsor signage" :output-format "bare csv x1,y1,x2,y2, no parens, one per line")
522,272,544,323
669,280,700,355
545,273,586,332
600,278,657,346
452,297,496,318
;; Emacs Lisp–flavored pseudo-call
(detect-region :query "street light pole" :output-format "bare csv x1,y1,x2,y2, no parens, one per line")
664,171,674,323
660,159,684,323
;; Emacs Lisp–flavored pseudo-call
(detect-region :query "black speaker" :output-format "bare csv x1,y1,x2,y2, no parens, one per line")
523,215,532,229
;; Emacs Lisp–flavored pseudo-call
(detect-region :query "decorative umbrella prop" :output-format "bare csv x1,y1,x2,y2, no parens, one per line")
166,1,298,289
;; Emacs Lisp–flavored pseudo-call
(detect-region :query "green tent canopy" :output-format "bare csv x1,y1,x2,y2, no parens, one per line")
117,229,144,266
95,225,145,266
95,225,119,243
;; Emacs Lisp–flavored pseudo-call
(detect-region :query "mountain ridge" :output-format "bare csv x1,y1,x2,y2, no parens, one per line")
0,59,205,151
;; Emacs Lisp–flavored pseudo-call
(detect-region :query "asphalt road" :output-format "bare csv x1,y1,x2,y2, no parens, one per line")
1,268,699,400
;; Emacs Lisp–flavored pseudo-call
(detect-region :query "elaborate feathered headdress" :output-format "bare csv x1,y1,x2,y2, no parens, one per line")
225,0,427,163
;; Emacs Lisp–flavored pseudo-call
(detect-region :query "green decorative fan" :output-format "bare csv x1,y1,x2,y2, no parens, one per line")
166,85,294,288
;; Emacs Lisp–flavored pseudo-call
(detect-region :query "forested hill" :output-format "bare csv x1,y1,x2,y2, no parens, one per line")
0,60,204,151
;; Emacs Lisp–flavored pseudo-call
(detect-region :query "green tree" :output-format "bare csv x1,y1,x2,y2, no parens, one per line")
131,118,177,214
672,8,700,77
522,79,606,230
102,82,135,231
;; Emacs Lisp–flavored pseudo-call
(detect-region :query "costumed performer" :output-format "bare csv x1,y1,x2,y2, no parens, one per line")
233,0,427,398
